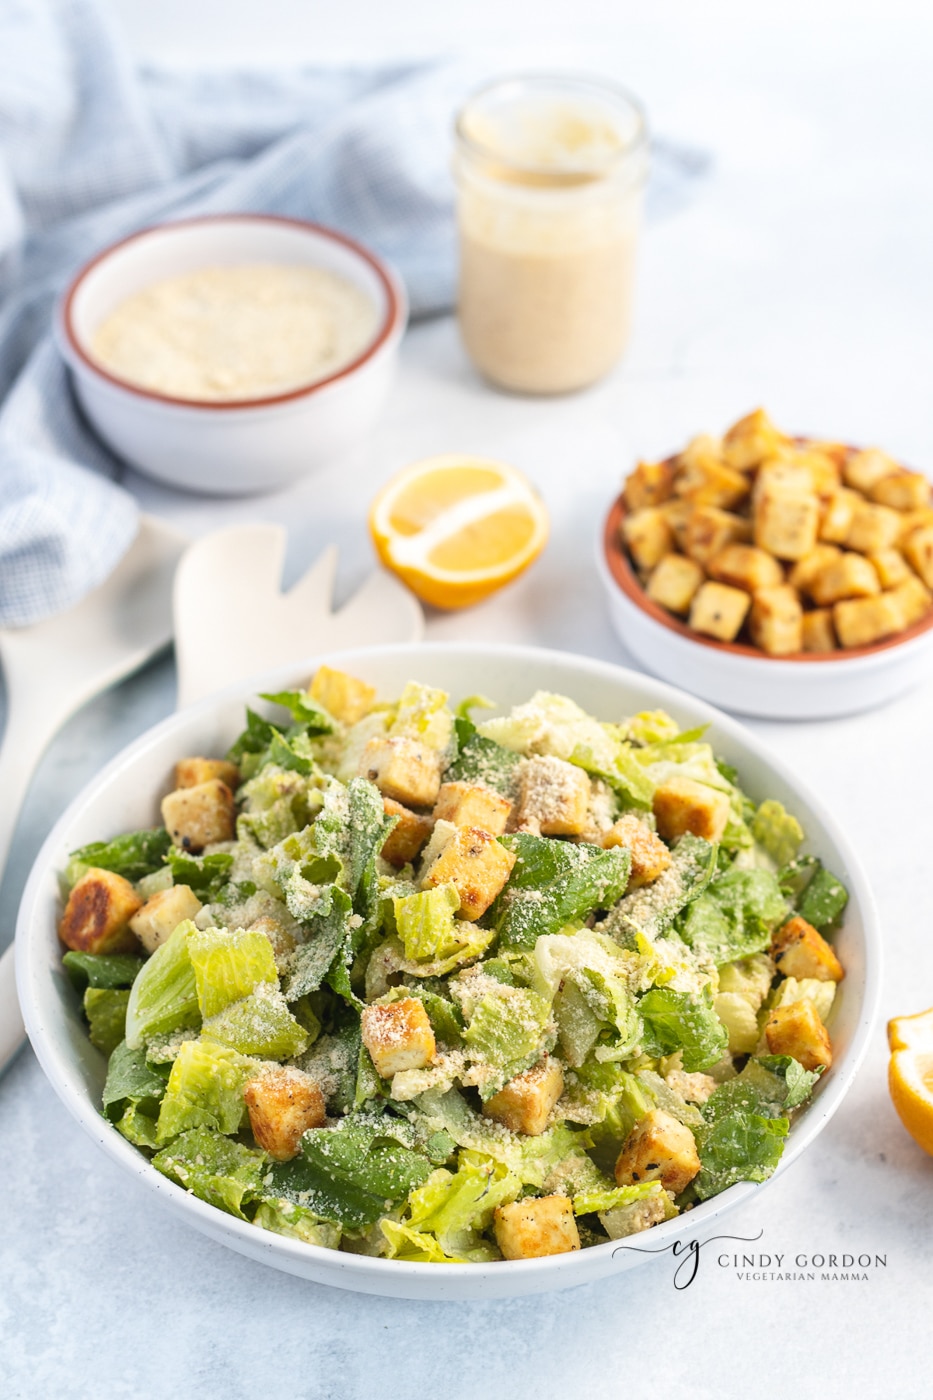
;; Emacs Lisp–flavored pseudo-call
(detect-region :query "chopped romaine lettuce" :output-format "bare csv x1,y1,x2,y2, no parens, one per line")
445,715,522,795
63,951,144,991
65,827,171,886
102,1040,167,1121
599,833,715,944
153,1128,267,1217
751,800,804,866
390,681,454,752
167,848,233,900
202,985,308,1059
156,1038,255,1140
124,922,201,1050
492,833,631,949
637,986,729,1072
259,690,336,733
252,1199,341,1249
779,856,849,930
461,983,553,1097
188,925,278,1018
84,987,129,1055
679,867,787,965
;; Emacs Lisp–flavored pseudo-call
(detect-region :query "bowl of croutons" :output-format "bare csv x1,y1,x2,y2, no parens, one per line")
598,409,933,718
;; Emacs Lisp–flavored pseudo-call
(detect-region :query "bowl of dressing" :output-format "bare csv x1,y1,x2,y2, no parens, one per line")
56,214,408,495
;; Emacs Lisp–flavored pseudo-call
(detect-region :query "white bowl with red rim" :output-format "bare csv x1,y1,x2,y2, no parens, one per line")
56,214,408,496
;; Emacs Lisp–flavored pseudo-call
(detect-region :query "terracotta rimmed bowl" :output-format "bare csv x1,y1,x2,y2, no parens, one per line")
17,643,879,1300
56,214,408,496
598,494,933,719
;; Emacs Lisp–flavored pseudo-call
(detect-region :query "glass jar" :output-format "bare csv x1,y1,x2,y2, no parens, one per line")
454,74,648,395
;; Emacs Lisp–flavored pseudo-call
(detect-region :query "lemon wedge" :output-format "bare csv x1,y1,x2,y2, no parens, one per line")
888,1008,933,1157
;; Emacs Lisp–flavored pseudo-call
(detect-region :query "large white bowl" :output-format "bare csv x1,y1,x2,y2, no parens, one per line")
16,644,880,1300
56,215,408,496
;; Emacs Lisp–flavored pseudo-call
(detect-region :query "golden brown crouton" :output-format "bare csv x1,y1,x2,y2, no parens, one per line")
59,868,143,954
483,1056,565,1136
359,735,442,808
674,439,749,508
902,524,933,589
846,500,902,554
801,609,837,652
887,575,933,626
843,448,898,495
819,488,861,545
771,916,844,983
161,779,236,853
614,1109,701,1197
658,498,693,550
868,548,913,590
683,507,752,566
129,884,202,955
380,798,433,867
516,756,591,837
721,408,788,471
749,585,804,655
808,553,881,606
361,998,436,1078
765,1000,833,1071
832,593,905,648
688,580,751,642
646,554,705,615
420,825,516,920
653,776,731,843
624,460,676,513
622,508,675,573
433,781,511,837
869,471,931,512
494,1196,580,1260
243,1065,326,1161
600,814,672,888
174,757,241,791
897,508,933,544
309,664,376,725
707,544,784,593
754,487,820,561
788,545,842,597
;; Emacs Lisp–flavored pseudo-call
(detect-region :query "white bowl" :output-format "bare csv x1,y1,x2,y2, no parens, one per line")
598,496,933,719
56,215,408,496
16,643,879,1300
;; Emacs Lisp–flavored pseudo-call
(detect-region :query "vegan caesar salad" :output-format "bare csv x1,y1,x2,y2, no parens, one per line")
58,668,848,1263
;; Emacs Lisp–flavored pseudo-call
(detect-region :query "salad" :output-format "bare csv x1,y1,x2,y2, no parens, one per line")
58,668,848,1264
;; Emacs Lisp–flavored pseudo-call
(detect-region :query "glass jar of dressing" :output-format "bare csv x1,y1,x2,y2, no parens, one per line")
454,74,648,395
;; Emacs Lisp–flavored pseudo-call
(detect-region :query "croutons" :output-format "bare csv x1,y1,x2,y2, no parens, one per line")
808,553,881,606
688,580,751,642
483,1056,564,1136
516,756,591,837
843,448,898,495
765,999,833,1071
652,776,731,843
380,798,433,867
832,593,904,649
674,440,749,508
801,609,837,652
161,779,236,853
174,757,240,791
420,823,516,920
646,554,705,615
359,735,442,808
58,867,143,954
869,548,913,590
243,1064,326,1161
683,507,751,566
622,508,675,573
493,1196,581,1260
753,485,820,561
788,545,842,597
600,814,672,888
869,471,931,512
707,544,784,593
819,488,861,544
845,500,902,554
658,498,693,550
309,664,376,725
129,884,203,955
722,408,787,471
614,1109,701,1197
749,585,804,655
888,575,933,626
902,524,933,590
624,460,675,513
433,781,511,837
361,997,436,1078
771,916,844,983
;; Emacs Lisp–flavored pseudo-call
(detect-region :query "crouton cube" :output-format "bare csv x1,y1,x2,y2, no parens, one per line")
789,545,842,597
789,448,842,499
614,1109,701,1196
688,581,751,642
807,440,851,473
897,508,933,544
808,553,881,606
658,498,693,550
361,998,436,1078
309,664,377,726
420,825,516,920
381,798,433,866
653,776,731,843
243,1065,326,1161
623,459,675,512
161,779,236,853
754,488,820,561
516,756,591,837
753,461,815,502
174,757,240,791
483,1056,565,1136
846,500,902,554
887,575,933,626
674,448,749,510
359,735,442,808
683,506,752,565
801,609,837,652
869,548,913,590
494,1196,581,1260
765,1000,833,1071
902,524,933,589
129,884,202,955
601,814,671,887
722,408,788,471
749,585,804,655
433,781,511,836
819,487,861,544
621,507,675,573
869,471,931,512
843,447,899,495
646,553,705,614
59,868,143,955
771,916,844,983
832,593,906,648
707,544,784,593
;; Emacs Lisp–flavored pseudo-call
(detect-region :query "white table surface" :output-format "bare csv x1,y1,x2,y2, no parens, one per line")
3,4,933,1396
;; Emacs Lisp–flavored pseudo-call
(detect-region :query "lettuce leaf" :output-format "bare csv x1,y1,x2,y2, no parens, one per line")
751,800,804,866
65,827,171,885
252,1199,341,1249
188,925,279,1018
384,1155,520,1261
84,988,129,1055
779,856,849,931
226,708,285,767
259,690,336,733
637,986,728,1072
679,867,787,965
124,923,201,1050
156,1038,255,1141
102,1040,167,1121
282,888,354,1001
167,848,234,900
491,833,631,949
63,951,144,990
693,1111,788,1200
462,983,553,1098
598,834,715,945
153,1128,267,1218
202,985,308,1059
445,715,522,796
